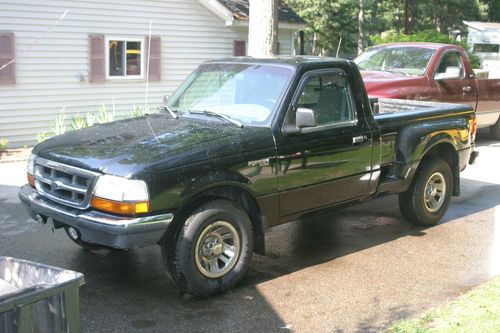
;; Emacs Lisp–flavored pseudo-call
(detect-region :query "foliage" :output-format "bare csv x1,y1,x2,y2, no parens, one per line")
51,107,66,136
70,114,88,130
286,0,359,57
286,0,493,59
387,276,500,332
37,132,49,143
96,103,115,124
37,102,150,142
128,105,145,118
370,30,482,68
0,138,8,149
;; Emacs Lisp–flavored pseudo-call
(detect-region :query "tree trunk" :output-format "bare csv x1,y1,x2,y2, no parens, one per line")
357,0,365,55
312,32,319,56
248,0,279,57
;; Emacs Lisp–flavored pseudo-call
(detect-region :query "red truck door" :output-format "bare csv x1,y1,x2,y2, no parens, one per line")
430,50,478,108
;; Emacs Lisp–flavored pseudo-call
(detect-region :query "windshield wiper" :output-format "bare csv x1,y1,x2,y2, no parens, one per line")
188,109,243,128
163,105,178,119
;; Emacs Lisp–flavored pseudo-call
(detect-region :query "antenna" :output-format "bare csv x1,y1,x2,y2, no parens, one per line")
0,9,70,72
144,18,160,144
144,18,152,113
336,37,342,58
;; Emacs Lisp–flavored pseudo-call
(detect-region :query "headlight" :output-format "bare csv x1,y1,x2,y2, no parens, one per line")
91,175,150,215
27,154,36,175
27,154,37,187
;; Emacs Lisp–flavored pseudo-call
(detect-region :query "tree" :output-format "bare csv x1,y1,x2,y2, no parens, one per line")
248,0,279,57
358,0,366,55
286,0,359,57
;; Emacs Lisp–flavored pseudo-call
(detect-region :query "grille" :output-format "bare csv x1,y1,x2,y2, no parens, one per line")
33,157,100,209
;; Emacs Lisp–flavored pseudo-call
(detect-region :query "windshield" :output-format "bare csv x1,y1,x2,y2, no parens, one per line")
354,46,436,76
166,63,294,126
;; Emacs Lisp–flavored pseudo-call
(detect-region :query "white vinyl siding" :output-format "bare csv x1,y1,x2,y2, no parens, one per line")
0,0,296,147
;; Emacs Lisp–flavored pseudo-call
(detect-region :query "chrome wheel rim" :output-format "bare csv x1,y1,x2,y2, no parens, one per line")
424,172,446,213
195,221,240,278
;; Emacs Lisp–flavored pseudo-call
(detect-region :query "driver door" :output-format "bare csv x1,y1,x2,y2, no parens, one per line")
431,50,477,105
275,69,374,217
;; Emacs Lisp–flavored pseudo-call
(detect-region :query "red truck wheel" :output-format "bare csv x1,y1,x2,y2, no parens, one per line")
490,117,500,140
399,158,453,226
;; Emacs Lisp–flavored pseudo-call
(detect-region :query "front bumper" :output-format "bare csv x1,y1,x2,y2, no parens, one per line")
19,184,173,249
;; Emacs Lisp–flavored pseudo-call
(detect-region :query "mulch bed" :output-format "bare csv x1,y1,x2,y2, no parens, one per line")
0,148,32,163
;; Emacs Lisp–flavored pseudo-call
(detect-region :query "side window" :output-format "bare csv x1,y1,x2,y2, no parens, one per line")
297,72,355,126
436,52,464,78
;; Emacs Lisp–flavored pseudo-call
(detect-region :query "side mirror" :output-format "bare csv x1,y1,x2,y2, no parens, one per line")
434,66,461,80
296,107,316,129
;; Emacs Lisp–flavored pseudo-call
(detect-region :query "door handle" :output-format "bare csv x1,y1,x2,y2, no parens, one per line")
462,86,472,93
352,135,367,144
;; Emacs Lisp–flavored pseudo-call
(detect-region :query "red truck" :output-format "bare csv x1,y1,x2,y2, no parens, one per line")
355,42,500,139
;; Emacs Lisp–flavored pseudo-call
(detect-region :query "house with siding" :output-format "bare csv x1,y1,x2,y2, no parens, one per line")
0,0,305,147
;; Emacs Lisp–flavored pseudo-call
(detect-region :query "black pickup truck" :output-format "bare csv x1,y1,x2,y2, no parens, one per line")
19,57,478,296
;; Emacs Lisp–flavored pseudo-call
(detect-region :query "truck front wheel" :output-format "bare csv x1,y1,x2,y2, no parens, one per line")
399,158,452,226
162,200,253,297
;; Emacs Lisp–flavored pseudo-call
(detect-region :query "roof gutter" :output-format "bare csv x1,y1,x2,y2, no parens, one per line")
231,20,306,30
197,0,234,26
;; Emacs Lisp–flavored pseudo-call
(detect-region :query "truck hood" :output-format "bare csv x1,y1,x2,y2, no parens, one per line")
33,114,271,177
360,70,422,97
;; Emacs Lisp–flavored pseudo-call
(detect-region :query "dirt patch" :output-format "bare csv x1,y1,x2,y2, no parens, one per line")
0,148,32,163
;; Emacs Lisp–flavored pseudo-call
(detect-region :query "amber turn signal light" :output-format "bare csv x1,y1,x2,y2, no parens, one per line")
91,197,150,215
27,173,35,188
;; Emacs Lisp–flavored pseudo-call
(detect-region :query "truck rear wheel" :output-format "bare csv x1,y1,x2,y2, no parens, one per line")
490,117,500,140
399,158,452,226
162,200,253,297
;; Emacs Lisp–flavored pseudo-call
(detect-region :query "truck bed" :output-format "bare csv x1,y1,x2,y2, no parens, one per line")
371,98,473,131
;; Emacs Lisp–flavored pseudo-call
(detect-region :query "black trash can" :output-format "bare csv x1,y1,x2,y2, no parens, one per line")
0,256,84,333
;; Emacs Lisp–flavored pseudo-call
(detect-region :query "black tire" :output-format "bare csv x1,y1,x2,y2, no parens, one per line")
490,117,500,140
162,200,253,297
399,158,453,226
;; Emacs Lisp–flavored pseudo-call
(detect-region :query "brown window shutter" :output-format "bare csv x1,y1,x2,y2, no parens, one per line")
0,32,15,85
233,40,246,56
145,36,161,81
277,42,280,55
89,34,105,82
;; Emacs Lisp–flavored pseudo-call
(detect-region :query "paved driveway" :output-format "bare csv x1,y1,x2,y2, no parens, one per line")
0,130,498,332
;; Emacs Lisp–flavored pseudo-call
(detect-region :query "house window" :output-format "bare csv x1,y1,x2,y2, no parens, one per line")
106,37,144,79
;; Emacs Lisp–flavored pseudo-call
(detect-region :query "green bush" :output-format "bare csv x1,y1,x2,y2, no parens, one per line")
37,132,49,143
370,30,481,68
70,114,88,130
0,138,8,149
37,103,152,143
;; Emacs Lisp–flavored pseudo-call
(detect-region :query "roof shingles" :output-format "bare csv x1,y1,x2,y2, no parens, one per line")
218,0,304,24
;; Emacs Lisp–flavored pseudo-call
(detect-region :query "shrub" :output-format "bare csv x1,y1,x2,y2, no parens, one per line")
128,105,145,118
70,114,88,130
0,138,8,149
37,132,49,143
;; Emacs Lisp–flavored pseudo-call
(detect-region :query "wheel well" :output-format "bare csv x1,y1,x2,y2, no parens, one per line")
166,186,266,255
421,143,460,196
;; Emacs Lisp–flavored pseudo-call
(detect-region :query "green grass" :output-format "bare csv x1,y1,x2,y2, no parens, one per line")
387,277,500,333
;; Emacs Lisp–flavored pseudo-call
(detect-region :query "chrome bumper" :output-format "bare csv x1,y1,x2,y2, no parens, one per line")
19,184,173,249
